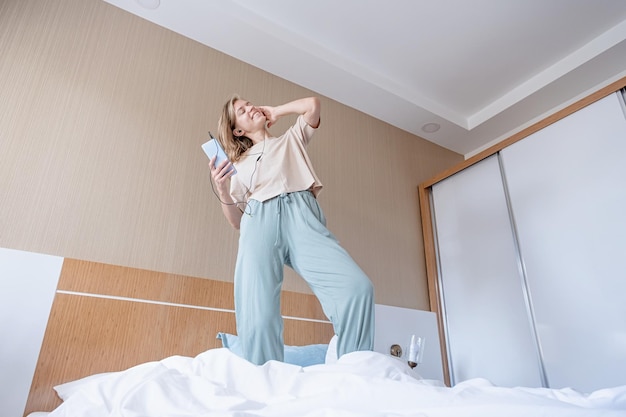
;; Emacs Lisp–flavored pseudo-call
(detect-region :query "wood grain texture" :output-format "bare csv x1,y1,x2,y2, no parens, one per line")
26,293,235,413
24,259,334,415
58,258,329,321
58,258,235,310
417,184,451,387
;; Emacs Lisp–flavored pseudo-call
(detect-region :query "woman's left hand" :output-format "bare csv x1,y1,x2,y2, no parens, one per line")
259,97,320,129
259,106,278,128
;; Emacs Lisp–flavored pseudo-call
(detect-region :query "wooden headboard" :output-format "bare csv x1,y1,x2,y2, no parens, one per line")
24,259,334,415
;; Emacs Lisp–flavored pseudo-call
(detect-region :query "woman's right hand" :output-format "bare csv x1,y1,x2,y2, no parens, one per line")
209,155,234,198
210,155,243,229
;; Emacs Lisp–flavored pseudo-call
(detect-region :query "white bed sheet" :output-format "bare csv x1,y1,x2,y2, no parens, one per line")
47,348,626,417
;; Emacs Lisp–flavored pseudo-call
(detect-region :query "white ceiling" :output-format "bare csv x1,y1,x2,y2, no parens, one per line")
104,0,626,157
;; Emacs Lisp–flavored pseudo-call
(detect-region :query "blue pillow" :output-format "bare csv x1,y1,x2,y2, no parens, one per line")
216,332,328,367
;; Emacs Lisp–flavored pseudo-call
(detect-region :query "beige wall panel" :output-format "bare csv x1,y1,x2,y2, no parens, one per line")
0,0,462,311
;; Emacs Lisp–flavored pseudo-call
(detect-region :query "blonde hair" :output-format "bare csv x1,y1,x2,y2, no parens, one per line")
217,94,254,162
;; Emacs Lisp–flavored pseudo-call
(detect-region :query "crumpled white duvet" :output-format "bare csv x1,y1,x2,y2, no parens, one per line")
48,348,626,417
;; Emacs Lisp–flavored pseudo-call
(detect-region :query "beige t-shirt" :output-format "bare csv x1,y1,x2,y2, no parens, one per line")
230,115,323,203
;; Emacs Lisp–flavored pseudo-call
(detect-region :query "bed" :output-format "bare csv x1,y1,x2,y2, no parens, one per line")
24,259,626,416
30,345,626,417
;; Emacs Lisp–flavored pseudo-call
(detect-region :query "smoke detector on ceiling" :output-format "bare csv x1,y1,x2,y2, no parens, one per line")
421,122,441,133
134,0,160,10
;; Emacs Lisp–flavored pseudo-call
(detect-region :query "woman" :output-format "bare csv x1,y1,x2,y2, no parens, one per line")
209,94,374,365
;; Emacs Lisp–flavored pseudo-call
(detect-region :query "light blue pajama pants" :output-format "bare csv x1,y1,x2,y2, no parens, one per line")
234,190,375,365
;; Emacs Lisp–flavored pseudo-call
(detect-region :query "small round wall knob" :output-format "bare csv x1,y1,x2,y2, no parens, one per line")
390,344,403,357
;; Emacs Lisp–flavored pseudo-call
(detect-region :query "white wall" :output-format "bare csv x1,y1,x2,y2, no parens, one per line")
0,248,63,417
374,304,444,382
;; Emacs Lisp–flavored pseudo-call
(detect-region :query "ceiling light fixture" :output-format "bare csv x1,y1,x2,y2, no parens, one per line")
421,122,441,133
134,0,160,10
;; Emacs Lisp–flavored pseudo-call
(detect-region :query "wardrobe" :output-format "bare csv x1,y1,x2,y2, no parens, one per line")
420,83,626,393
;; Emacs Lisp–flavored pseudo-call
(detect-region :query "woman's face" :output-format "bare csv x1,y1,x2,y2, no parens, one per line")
232,99,265,135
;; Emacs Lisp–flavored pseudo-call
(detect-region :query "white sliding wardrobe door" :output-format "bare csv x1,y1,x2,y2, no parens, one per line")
432,155,544,388
501,92,626,393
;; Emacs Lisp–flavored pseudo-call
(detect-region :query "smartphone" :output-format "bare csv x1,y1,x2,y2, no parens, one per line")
202,133,236,175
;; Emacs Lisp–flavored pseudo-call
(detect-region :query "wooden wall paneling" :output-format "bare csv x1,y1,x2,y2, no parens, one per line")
417,184,450,387
25,293,237,414
283,320,334,346
25,259,334,415
59,258,330,321
58,259,235,310
281,290,329,322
